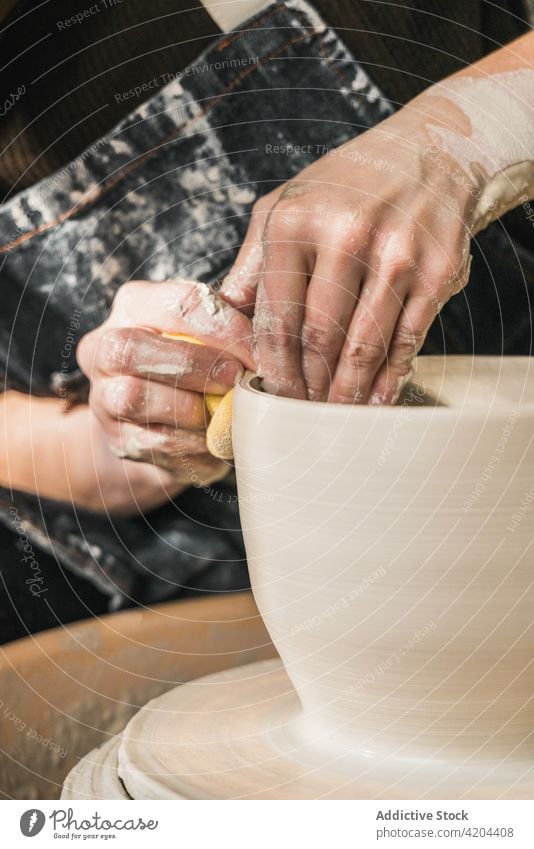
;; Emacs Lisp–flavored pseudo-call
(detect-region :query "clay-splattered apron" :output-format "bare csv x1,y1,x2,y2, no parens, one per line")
0,0,532,610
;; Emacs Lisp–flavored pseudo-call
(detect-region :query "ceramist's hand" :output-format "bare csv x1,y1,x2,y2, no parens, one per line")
222,111,475,404
78,279,253,488
222,32,534,403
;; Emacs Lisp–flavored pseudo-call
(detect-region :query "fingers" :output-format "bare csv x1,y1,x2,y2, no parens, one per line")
108,421,228,483
328,274,409,404
108,279,255,370
362,240,469,405
367,293,441,405
252,194,318,398
109,422,208,457
301,247,361,401
93,375,207,430
80,327,244,394
254,242,310,398
220,191,280,314
77,277,253,482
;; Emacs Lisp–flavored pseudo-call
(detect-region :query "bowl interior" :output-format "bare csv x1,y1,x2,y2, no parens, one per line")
242,356,534,412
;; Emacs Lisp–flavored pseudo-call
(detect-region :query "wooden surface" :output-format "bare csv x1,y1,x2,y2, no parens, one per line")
0,592,275,799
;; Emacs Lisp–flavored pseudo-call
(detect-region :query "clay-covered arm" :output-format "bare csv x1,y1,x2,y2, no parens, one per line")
222,30,534,406
408,29,534,233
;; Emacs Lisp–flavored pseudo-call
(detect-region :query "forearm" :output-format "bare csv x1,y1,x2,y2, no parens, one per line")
0,391,184,515
394,30,534,232
0,391,71,499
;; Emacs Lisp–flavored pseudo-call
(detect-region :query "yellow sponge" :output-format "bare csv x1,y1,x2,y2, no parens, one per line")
161,332,234,461
205,387,234,461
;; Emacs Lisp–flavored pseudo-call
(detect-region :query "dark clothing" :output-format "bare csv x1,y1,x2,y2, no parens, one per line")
0,0,395,640
0,519,109,644
0,0,532,642
317,0,530,104
0,0,219,195
0,1,529,196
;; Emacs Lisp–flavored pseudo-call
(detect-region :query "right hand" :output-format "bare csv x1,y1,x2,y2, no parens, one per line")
77,279,254,490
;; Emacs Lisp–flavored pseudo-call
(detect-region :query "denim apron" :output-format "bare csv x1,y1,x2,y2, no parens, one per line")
0,0,532,610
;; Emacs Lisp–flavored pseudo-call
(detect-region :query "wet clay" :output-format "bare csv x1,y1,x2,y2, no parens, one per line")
63,357,534,799
424,70,534,232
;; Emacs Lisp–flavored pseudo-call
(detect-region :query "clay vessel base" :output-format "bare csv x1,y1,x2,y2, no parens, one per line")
62,737,130,800
113,660,533,800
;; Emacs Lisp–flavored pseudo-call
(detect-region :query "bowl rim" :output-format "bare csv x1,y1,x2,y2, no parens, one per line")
236,356,534,418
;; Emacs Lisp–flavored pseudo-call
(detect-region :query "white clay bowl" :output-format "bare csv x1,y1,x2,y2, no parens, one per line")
66,357,534,799
231,356,534,791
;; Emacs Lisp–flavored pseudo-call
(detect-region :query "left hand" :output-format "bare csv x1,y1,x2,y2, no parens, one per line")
221,100,477,404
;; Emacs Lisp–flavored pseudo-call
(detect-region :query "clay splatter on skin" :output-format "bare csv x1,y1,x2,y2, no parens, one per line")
425,69,534,231
222,241,263,301
281,301,303,320
369,369,414,406
110,429,168,461
280,182,310,200
111,424,208,463
253,308,283,334
106,379,150,418
136,362,194,378
210,359,243,384
263,372,300,396
161,279,245,339
127,337,196,379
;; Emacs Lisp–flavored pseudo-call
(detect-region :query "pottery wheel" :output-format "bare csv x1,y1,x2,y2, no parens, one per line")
62,736,130,800
63,659,534,799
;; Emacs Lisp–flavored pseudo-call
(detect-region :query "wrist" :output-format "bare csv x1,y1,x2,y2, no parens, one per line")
0,392,64,494
0,392,184,515
410,71,534,233
374,100,481,228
